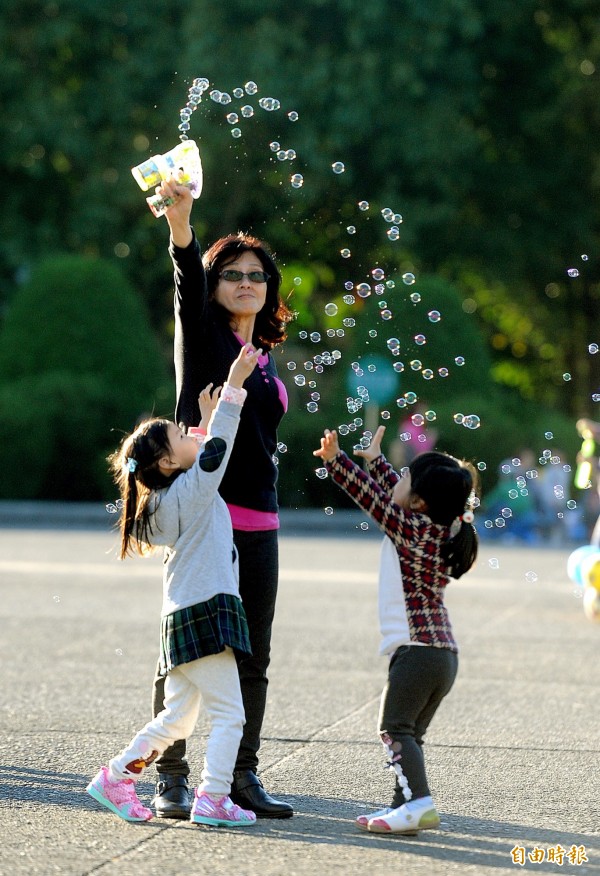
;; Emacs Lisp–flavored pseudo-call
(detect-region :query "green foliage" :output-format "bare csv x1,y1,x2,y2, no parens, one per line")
0,254,172,499
0,0,598,504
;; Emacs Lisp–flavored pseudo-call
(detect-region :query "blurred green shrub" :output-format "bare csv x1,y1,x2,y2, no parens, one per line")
0,254,173,499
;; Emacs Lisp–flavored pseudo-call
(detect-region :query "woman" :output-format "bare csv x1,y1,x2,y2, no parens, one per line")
151,180,295,819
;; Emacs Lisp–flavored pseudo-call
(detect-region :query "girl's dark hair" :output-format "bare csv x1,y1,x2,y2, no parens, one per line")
203,233,295,350
107,418,181,559
409,451,479,579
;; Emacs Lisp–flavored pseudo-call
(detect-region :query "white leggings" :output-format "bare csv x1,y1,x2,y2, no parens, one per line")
109,647,244,797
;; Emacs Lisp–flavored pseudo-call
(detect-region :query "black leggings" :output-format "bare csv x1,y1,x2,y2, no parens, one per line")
152,528,279,776
378,645,458,806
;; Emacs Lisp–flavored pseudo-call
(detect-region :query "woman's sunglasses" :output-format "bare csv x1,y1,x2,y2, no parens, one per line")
219,269,270,283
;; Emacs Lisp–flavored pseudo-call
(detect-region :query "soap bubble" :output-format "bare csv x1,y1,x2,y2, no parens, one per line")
231,128,242,138
410,292,421,303
387,337,401,352
356,283,371,298
422,369,434,380
346,225,356,234
343,294,355,305
324,506,334,515
380,309,392,320
332,161,345,174
233,87,244,98
288,110,299,121
425,410,437,422
455,356,465,366
371,268,385,281
342,317,355,327
325,303,338,316
428,310,441,323
340,248,351,258
286,361,297,371
226,113,239,125
244,81,258,94
360,522,369,530
294,375,305,386
463,414,481,429
589,343,598,354
402,273,416,285
438,367,449,377
306,402,319,413
241,105,254,118
270,141,280,152
358,200,369,211
315,467,328,479
290,173,304,188
414,334,426,345
393,362,404,372
567,268,580,278
387,227,400,241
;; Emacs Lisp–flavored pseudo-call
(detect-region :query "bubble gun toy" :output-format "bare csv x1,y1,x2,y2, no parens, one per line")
131,140,203,218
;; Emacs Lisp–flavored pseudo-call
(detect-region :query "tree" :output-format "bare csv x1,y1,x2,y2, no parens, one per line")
0,254,172,499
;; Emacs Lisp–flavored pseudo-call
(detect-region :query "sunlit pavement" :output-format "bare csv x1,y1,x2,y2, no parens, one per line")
0,513,598,876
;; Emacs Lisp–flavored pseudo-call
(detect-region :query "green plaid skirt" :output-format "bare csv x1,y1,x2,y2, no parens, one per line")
159,593,251,675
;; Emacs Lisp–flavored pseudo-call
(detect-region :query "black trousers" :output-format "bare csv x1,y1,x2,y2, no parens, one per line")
378,645,458,806
152,528,279,777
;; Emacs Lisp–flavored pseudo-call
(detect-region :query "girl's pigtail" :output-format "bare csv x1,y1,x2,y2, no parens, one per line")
107,418,175,559
443,518,478,579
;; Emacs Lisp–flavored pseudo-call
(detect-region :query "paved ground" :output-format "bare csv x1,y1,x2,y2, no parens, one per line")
0,512,598,875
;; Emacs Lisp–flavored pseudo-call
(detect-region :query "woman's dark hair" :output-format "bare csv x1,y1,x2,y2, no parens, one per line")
409,451,479,579
107,418,182,559
203,233,295,350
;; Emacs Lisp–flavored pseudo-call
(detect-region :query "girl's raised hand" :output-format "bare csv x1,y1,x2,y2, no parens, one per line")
313,429,340,462
198,383,222,431
354,425,386,463
227,343,262,389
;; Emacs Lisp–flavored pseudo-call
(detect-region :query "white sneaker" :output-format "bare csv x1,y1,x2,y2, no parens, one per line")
368,800,440,834
355,807,393,830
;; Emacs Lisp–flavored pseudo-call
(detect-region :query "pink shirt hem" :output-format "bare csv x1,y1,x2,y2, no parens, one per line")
227,504,280,531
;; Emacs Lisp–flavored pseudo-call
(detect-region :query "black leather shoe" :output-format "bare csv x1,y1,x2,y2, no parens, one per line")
230,769,293,819
152,774,191,819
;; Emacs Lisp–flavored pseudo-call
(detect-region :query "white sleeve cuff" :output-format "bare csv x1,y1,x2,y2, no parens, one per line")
221,383,247,405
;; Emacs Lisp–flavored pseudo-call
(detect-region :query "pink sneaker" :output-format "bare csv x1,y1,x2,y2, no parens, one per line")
86,766,153,822
191,789,256,827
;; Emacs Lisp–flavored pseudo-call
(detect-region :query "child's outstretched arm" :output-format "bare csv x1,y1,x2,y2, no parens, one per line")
353,425,386,464
313,429,340,463
226,343,262,389
197,383,222,433
354,425,401,493
314,431,420,549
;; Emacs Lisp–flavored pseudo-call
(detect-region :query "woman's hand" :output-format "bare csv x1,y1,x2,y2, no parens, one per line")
313,429,340,463
353,425,386,463
157,177,194,248
227,344,262,388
